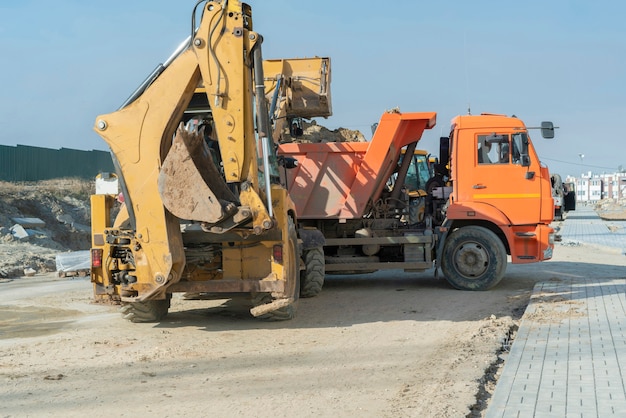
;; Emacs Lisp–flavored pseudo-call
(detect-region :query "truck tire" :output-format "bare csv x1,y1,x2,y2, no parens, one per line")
253,217,300,320
300,247,325,298
441,226,507,291
120,294,171,323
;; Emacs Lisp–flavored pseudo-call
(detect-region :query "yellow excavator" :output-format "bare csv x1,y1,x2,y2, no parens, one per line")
90,0,330,322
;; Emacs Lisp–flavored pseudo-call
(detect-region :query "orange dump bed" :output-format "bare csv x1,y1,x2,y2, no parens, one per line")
278,111,436,219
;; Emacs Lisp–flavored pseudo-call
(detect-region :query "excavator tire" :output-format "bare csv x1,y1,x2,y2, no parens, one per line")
120,294,171,323
252,217,300,321
440,226,507,291
300,247,325,298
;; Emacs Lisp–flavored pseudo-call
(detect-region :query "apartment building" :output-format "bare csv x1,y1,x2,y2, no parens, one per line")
566,172,626,203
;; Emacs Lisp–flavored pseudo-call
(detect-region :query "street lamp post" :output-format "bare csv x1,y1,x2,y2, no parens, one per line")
578,153,584,174
578,153,585,203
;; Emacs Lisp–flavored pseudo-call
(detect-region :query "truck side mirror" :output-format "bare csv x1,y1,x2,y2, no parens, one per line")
520,154,531,167
541,121,555,139
439,136,450,168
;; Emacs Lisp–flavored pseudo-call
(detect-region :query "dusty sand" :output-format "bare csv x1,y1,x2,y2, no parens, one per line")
1,242,625,418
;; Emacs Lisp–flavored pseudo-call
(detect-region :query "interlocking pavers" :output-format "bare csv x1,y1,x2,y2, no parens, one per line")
486,207,626,417
558,206,626,253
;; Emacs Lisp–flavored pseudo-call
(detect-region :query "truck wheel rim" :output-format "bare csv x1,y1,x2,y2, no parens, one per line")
453,242,489,278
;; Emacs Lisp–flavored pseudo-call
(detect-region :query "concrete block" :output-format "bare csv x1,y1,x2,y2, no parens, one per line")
11,217,45,228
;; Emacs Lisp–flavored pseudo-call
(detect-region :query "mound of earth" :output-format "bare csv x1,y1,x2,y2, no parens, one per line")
595,198,626,220
0,179,93,278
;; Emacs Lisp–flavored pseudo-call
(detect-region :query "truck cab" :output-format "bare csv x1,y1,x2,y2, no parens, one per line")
443,114,555,268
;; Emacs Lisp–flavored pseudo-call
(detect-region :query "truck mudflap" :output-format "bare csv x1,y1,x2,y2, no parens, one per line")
158,124,248,226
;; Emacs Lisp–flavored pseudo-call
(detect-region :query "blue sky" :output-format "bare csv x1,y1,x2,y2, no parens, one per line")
1,0,624,178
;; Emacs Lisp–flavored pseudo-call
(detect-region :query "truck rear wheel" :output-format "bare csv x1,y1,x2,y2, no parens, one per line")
441,226,506,291
120,294,171,323
253,217,300,320
300,247,325,298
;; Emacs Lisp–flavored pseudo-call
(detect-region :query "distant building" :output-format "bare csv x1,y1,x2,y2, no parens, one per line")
566,171,626,203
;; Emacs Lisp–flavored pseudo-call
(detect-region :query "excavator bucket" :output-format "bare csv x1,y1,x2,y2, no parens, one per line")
158,124,239,224
263,57,332,144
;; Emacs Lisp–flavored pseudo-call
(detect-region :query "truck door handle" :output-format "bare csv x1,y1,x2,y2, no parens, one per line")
473,184,486,189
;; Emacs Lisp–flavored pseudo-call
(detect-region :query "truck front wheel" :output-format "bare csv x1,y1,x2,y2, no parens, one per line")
441,226,507,291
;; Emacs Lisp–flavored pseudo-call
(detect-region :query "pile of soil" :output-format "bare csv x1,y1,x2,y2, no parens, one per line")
595,198,626,220
0,179,93,278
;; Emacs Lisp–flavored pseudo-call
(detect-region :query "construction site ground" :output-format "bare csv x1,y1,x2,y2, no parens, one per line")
1,181,625,417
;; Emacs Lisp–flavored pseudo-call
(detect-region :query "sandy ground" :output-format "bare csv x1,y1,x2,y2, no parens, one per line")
1,242,625,418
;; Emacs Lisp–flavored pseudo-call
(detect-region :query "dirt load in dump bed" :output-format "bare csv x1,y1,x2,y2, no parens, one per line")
281,119,366,143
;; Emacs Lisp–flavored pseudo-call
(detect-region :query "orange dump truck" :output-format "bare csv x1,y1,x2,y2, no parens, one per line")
278,111,556,292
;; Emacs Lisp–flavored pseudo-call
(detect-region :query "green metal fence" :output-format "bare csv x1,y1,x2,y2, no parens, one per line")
0,145,114,182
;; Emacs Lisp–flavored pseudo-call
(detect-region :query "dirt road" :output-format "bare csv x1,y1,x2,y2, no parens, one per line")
1,242,625,418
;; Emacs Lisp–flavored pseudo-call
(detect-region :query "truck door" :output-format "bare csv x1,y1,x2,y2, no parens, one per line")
470,132,542,224
564,182,577,212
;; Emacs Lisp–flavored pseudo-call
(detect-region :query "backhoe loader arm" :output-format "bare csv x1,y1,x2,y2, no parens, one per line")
93,1,272,298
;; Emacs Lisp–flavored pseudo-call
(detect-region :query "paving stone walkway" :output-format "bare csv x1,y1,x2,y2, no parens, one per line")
486,206,626,417
558,205,626,254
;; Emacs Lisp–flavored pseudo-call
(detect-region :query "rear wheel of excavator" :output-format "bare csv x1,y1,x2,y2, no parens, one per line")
300,246,325,298
120,294,171,323
440,226,507,291
252,217,300,320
